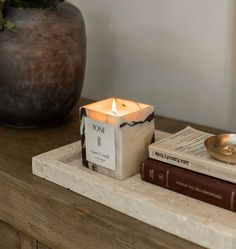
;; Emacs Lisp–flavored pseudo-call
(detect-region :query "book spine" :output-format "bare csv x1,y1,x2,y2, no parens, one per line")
149,147,236,184
141,159,236,212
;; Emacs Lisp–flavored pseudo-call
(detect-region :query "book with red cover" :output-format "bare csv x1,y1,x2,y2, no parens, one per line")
141,158,236,212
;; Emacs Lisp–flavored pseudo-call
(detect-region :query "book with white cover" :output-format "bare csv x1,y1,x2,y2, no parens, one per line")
149,126,236,183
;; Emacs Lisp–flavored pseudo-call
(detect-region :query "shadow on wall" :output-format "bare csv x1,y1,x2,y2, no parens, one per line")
83,12,117,99
69,0,236,131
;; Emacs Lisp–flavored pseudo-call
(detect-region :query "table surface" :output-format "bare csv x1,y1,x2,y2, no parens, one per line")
0,98,226,249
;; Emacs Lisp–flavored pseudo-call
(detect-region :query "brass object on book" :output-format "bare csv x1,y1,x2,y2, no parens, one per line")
204,134,236,164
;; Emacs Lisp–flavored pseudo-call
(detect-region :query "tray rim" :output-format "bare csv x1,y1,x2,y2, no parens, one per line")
32,130,236,249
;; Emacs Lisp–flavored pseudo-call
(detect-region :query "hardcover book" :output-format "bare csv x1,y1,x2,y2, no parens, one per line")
149,126,236,183
141,158,236,212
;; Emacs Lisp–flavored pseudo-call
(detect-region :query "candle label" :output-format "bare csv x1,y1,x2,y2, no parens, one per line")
84,117,116,170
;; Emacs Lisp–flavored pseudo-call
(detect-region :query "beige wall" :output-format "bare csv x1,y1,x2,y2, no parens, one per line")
69,0,235,131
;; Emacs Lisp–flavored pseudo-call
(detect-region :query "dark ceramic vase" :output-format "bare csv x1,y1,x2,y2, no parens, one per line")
0,2,86,128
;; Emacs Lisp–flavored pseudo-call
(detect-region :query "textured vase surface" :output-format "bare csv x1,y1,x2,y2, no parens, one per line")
0,2,86,127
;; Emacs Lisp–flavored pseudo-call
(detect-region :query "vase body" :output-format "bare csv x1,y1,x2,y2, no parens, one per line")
0,2,86,127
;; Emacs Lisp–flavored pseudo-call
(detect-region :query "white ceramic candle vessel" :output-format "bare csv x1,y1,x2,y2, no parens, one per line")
80,98,155,180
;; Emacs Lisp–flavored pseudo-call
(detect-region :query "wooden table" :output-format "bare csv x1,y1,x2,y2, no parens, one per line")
0,99,225,249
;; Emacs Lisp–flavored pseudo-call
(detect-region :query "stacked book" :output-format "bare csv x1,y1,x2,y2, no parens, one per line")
141,126,236,212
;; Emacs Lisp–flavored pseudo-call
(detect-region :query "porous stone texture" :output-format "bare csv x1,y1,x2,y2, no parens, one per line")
33,131,236,249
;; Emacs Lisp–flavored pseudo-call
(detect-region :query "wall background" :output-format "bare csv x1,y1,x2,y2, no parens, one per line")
68,0,235,131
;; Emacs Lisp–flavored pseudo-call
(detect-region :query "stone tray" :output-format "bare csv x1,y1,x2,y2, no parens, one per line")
32,131,236,249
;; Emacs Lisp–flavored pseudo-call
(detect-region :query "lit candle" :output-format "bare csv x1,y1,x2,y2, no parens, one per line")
80,98,155,180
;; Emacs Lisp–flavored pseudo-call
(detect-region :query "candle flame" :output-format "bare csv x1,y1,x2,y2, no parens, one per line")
112,98,117,115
